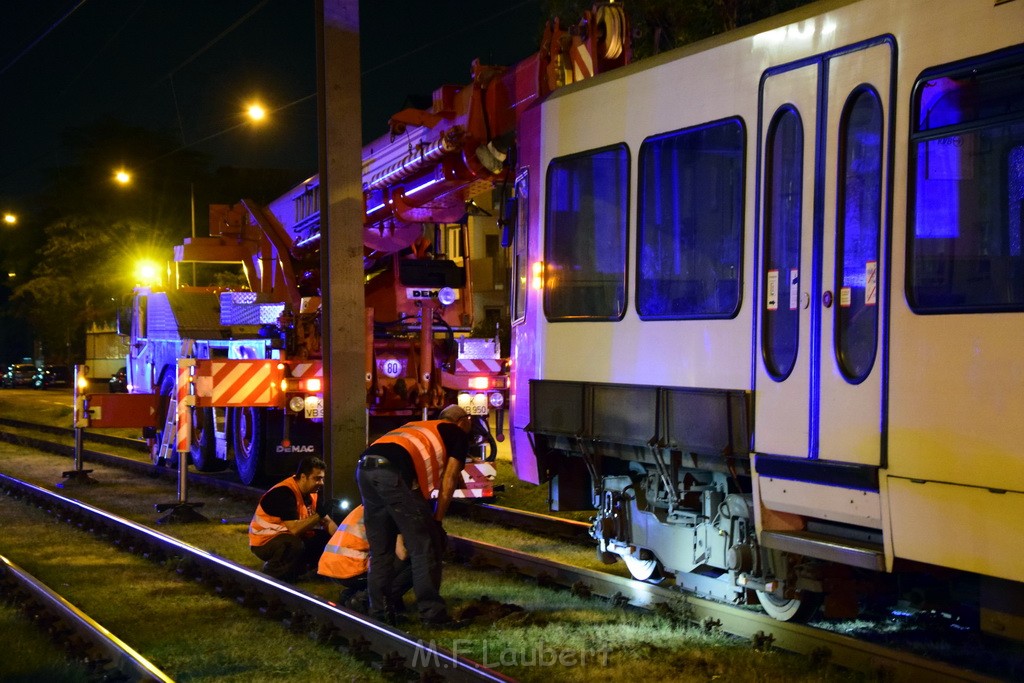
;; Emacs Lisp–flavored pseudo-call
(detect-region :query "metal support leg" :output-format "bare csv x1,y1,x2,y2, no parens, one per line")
156,369,207,524
155,448,207,524
59,367,97,487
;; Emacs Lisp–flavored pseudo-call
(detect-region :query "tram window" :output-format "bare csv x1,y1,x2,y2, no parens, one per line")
762,106,803,381
636,118,745,319
544,144,630,320
512,171,529,323
908,56,1024,312
835,88,883,383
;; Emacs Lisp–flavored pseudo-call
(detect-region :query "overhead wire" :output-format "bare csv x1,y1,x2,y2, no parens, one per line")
0,0,90,78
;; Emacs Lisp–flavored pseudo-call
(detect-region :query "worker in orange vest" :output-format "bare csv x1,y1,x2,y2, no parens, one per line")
250,456,338,581
356,404,471,626
318,504,412,611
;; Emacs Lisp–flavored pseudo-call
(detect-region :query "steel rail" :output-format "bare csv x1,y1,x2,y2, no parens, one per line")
0,416,147,451
450,500,592,543
0,553,174,682
0,472,512,682
446,537,1001,683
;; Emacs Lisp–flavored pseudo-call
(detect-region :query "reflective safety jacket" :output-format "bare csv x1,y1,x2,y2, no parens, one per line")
373,420,448,500
248,476,318,547
318,505,368,579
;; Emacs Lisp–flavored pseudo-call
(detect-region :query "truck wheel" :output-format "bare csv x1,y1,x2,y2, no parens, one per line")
191,407,225,472
232,407,265,486
470,416,498,461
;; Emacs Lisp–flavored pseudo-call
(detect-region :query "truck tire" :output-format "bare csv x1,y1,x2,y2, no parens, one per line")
470,416,498,462
232,407,265,486
191,407,226,472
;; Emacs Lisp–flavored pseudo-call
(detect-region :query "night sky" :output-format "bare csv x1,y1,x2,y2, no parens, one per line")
0,0,542,206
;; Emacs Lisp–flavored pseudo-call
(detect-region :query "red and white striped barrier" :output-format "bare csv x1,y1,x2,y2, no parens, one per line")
195,360,283,407
455,358,504,374
176,359,194,453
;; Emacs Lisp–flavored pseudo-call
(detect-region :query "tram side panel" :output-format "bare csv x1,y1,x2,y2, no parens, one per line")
883,10,1024,585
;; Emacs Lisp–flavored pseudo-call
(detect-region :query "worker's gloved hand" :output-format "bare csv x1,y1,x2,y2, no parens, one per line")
315,495,331,519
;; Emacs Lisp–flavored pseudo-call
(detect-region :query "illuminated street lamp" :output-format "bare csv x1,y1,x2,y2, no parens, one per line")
134,259,161,287
3,213,16,225
114,169,132,185
247,102,267,123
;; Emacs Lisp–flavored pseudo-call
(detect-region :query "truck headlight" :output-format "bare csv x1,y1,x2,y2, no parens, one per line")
288,396,305,413
488,392,504,408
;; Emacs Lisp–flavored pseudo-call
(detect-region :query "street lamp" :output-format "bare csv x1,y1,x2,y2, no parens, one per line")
3,213,15,225
114,169,132,185
247,102,267,123
134,259,161,287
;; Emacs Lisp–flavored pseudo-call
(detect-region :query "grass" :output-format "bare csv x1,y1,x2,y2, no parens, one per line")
0,388,75,425
0,490,386,682
0,598,91,682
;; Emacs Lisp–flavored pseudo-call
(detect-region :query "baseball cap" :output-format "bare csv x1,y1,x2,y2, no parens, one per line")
438,405,469,423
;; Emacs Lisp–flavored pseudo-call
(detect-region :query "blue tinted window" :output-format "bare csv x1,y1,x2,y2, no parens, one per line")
512,171,529,323
762,106,803,381
544,145,630,320
636,119,745,319
835,88,883,383
909,56,1024,312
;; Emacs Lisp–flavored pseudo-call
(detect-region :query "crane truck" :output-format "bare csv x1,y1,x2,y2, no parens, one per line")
83,3,629,490
92,63,530,488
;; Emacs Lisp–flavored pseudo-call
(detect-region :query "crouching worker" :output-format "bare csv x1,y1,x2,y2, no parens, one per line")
318,504,412,613
250,456,338,581
357,405,470,626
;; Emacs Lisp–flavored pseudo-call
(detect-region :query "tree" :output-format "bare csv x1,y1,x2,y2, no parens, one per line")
542,0,815,58
6,118,306,363
11,214,171,363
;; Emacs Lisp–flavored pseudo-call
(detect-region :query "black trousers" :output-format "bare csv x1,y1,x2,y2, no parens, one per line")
357,462,447,622
251,528,330,581
336,559,413,607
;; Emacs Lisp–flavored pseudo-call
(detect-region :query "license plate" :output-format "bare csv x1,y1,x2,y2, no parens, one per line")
305,396,323,419
466,404,488,416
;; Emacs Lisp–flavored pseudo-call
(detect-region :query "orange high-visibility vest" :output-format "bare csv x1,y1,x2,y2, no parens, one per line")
373,420,448,500
318,505,368,580
248,476,318,546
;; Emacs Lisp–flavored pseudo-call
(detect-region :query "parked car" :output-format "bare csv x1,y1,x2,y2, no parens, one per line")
2,363,37,388
32,365,71,389
109,366,128,393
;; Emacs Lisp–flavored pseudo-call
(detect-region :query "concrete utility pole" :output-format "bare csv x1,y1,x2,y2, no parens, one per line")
316,0,364,505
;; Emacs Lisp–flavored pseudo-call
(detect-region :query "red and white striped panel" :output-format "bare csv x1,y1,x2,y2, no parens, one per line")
176,361,191,452
571,42,593,81
196,360,283,407
455,359,504,374
454,462,496,499
289,361,322,379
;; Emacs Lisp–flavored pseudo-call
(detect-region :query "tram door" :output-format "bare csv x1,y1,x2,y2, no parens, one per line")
754,41,893,466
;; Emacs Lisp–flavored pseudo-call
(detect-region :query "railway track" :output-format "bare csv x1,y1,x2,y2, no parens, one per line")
0,418,1010,681
0,552,174,682
0,471,511,682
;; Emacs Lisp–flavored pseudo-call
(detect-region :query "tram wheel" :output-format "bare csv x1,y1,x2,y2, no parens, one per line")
623,553,665,584
756,589,822,622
